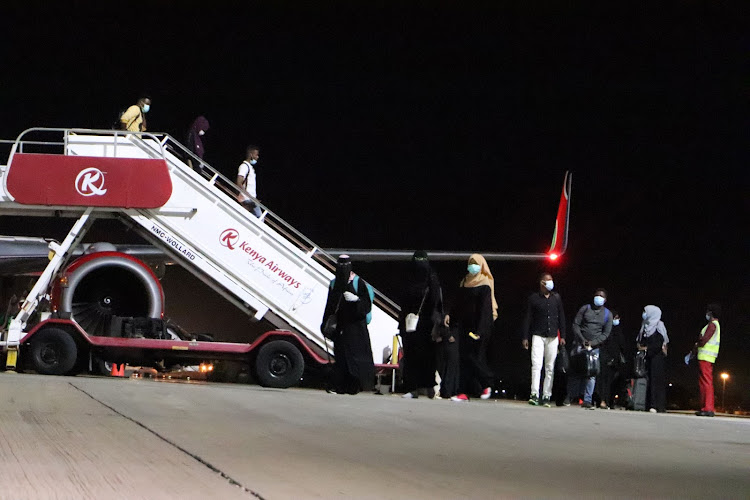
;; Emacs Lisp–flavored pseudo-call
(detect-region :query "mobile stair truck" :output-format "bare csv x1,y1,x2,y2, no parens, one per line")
0,128,401,388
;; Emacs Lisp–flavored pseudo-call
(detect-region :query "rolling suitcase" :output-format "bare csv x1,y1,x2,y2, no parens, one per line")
630,377,648,411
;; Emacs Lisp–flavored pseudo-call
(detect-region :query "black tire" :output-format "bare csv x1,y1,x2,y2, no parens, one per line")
28,328,78,375
254,340,304,388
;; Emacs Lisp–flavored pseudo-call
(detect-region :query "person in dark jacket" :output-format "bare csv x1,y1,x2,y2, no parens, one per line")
444,254,497,402
595,310,624,409
521,272,566,407
320,255,375,395
565,288,612,409
186,116,210,160
637,304,668,413
399,251,441,399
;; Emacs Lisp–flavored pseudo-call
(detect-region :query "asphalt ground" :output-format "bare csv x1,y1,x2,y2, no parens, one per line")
0,373,747,499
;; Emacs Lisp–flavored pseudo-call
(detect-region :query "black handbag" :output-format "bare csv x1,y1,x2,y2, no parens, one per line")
322,295,342,339
555,343,570,373
584,348,600,377
430,288,451,342
322,315,338,339
633,350,647,378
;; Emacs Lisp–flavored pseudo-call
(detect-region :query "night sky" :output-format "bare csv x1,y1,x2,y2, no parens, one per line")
1,3,747,406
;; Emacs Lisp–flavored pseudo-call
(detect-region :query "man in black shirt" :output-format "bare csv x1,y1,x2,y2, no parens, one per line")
522,272,566,407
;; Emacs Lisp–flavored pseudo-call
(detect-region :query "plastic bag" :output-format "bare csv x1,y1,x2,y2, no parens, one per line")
555,344,570,373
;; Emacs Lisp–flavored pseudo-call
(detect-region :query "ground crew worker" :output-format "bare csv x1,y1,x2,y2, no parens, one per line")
694,303,721,417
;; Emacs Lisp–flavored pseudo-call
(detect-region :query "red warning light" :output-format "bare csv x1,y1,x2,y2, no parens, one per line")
548,253,559,262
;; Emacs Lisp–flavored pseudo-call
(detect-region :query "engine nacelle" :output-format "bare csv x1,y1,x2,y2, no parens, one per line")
54,251,164,336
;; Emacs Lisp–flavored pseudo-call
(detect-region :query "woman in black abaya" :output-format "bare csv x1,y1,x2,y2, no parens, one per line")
320,255,375,394
398,251,441,399
444,254,497,402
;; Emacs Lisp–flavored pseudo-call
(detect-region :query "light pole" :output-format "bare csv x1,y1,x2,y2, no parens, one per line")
720,372,729,412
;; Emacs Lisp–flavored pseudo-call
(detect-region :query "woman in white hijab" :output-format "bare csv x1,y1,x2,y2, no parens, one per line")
636,305,668,413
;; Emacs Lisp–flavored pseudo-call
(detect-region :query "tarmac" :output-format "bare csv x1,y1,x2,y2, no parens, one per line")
0,372,748,499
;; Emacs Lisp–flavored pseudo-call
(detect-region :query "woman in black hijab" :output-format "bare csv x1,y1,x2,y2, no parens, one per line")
399,251,441,398
186,115,210,160
320,255,375,394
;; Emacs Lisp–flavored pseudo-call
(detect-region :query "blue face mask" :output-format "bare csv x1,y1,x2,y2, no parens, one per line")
705,314,711,322
467,264,481,275
142,104,150,113
544,280,554,291
250,159,258,165
612,319,620,326
593,296,605,307
642,311,648,320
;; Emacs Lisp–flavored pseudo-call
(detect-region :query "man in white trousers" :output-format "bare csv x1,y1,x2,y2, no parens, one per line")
522,273,567,407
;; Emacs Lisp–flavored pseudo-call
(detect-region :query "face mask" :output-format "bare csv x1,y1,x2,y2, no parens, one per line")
250,159,258,165
612,319,620,326
142,104,150,113
705,314,711,321
642,311,648,320
544,280,554,291
467,264,481,275
593,296,605,307
198,130,205,136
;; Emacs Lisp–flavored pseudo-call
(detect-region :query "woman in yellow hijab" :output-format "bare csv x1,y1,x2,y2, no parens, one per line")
444,254,497,401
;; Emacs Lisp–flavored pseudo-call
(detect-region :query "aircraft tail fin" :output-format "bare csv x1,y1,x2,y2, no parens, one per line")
548,171,572,260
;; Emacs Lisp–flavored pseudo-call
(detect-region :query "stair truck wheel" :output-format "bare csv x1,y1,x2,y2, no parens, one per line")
28,327,78,375
254,340,305,388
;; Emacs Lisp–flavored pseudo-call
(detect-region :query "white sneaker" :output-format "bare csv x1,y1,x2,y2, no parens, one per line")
402,392,416,399
649,408,657,413
480,387,492,400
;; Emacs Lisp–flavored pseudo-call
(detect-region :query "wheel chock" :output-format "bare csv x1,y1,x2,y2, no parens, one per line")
5,348,18,371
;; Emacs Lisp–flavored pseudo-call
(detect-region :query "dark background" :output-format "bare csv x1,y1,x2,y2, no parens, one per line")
1,2,747,407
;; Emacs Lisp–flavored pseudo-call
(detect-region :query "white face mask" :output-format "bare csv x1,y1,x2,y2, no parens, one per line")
705,314,711,321
544,280,554,291
250,159,258,165
613,319,620,326
593,296,605,307
642,311,648,320
142,104,150,113
198,130,205,136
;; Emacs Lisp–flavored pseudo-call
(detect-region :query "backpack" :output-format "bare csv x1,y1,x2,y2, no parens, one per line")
586,304,610,324
329,275,375,324
113,108,127,130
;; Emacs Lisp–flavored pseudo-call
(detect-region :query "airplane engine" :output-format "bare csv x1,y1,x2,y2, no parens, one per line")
57,252,164,337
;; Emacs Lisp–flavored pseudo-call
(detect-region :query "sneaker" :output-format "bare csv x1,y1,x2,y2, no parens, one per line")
528,395,539,406
562,396,571,407
541,397,551,408
450,394,469,402
649,408,657,413
599,402,609,410
480,387,492,400
426,388,436,399
582,402,595,410
402,392,417,399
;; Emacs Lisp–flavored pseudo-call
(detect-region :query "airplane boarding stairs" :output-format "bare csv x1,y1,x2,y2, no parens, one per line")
0,129,400,365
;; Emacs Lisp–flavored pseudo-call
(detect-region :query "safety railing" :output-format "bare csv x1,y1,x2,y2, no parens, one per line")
1,128,400,320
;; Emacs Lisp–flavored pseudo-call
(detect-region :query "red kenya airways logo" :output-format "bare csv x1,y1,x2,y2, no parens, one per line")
75,168,108,196
219,228,301,289
220,228,239,250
